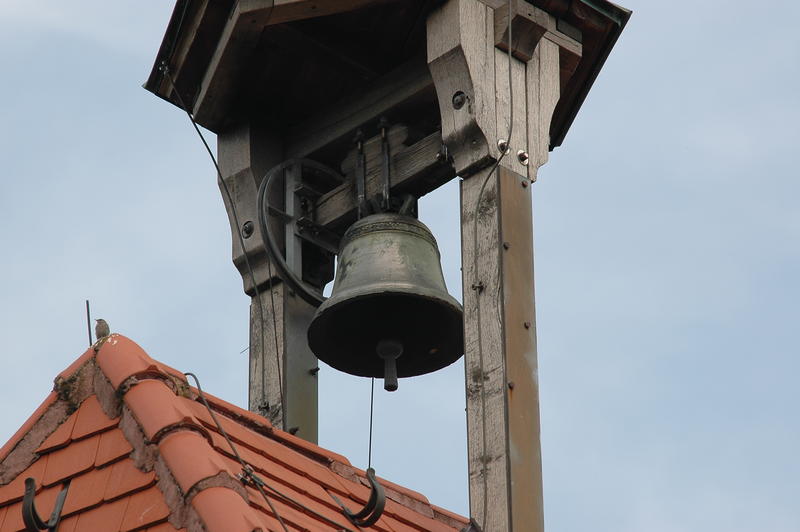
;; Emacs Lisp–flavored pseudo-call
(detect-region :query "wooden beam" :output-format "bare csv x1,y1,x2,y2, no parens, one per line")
218,121,319,443
193,0,399,128
429,0,562,528
285,60,434,159
314,128,454,230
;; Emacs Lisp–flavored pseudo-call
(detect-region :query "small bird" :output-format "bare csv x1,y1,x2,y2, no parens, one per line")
95,319,110,340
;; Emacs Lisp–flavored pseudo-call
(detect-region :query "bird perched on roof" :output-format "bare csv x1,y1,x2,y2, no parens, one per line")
95,318,110,339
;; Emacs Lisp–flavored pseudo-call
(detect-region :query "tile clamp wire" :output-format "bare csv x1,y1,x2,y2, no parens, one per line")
186,372,360,532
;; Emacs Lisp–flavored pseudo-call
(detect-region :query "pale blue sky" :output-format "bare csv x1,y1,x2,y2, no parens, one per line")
1,1,798,530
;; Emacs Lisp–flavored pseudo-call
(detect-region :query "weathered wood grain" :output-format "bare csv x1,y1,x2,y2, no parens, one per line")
315,129,454,229
428,0,497,176
218,120,319,442
442,0,562,528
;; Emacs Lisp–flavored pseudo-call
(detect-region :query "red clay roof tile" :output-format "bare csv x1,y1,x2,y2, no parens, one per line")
73,496,129,532
41,434,99,487
158,431,234,495
62,464,114,515
0,335,468,532
124,381,202,443
95,428,133,468
0,500,23,532
191,487,263,532
0,392,57,463
120,485,170,532
35,412,77,454
72,395,118,440
96,335,186,389
0,456,47,506
104,458,155,501
144,523,185,532
57,515,78,532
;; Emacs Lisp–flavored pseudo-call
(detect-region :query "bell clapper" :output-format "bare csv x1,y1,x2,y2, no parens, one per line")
376,339,403,392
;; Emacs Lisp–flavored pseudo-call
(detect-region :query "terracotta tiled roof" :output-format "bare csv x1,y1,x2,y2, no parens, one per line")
0,335,468,532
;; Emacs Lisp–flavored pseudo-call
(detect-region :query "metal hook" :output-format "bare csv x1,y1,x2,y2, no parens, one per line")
22,478,70,532
333,468,386,527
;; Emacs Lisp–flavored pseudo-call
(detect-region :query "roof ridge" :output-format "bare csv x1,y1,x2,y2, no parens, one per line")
0,334,468,531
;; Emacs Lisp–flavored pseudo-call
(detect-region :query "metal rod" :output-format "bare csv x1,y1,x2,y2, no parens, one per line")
355,131,366,219
85,300,92,346
379,118,391,210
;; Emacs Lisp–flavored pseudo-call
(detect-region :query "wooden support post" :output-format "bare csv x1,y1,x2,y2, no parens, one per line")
429,0,564,528
217,121,319,443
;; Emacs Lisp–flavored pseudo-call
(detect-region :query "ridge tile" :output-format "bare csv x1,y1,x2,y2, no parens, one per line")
192,487,264,532
97,335,186,389
158,431,234,494
124,381,201,443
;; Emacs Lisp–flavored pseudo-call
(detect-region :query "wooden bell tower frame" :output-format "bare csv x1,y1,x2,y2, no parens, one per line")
145,1,630,529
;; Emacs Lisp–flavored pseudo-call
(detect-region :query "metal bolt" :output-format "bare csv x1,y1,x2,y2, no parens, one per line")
517,150,530,166
521,180,528,188
241,221,254,239
309,367,320,376
452,91,467,110
497,139,510,155
503,242,510,250
523,321,531,329
508,381,515,390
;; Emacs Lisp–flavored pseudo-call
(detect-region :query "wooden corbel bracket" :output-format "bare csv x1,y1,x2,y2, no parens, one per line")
427,0,499,178
427,0,568,180
494,0,582,88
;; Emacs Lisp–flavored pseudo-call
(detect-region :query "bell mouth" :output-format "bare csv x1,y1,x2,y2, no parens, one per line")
307,290,464,379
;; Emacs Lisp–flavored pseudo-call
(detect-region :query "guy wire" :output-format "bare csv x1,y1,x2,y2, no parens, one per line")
472,0,515,528
186,372,358,532
160,67,286,428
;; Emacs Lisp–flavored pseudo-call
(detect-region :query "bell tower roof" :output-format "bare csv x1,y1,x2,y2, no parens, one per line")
144,0,629,149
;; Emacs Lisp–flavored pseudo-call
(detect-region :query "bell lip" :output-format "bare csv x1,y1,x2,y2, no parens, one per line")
307,288,464,379
314,282,463,316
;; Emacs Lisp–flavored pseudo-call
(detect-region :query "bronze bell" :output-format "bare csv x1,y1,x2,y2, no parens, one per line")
307,213,463,391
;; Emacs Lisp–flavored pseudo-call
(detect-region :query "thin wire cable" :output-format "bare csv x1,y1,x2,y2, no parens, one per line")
159,66,286,427
367,378,375,469
185,372,358,532
185,372,290,532
471,0,515,528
